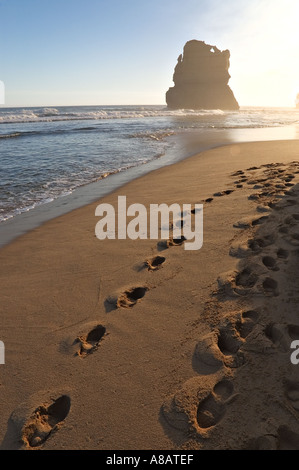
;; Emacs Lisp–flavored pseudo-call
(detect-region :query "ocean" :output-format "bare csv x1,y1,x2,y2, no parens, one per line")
0,105,299,225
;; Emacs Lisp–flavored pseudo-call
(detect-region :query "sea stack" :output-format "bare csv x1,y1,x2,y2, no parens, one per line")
166,40,239,110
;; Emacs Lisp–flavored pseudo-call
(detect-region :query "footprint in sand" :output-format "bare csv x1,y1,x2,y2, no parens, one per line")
233,215,269,229
213,190,235,197
235,267,259,289
285,380,299,411
264,323,299,352
278,225,289,234
256,204,271,213
284,232,299,246
162,376,237,437
218,264,279,297
277,198,298,209
233,176,248,185
167,236,186,247
116,286,148,308
262,277,279,296
196,379,236,431
248,235,275,253
146,255,166,271
194,311,259,370
277,247,289,259
248,426,299,450
21,395,71,448
262,255,279,271
75,324,106,358
235,310,260,338
284,214,299,225
277,426,299,450
216,324,245,367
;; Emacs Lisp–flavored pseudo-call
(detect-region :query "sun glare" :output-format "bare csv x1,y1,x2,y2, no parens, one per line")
229,0,299,107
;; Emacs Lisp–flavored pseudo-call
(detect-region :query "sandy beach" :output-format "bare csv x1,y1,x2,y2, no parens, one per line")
1,139,299,450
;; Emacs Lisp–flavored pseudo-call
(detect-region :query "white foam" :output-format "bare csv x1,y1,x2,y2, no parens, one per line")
0,107,230,124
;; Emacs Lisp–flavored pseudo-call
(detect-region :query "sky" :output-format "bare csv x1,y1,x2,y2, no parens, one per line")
0,0,299,108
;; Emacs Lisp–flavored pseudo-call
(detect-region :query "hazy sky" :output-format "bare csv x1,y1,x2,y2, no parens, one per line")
1,0,299,107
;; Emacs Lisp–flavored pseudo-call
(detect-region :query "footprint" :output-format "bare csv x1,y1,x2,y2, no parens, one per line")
256,204,271,213
218,268,257,297
248,235,274,252
235,310,259,338
235,268,258,288
247,435,278,450
196,379,236,430
168,236,186,247
218,265,279,298
224,189,235,195
217,325,245,367
195,320,247,370
287,199,298,205
205,198,213,203
162,376,237,437
233,215,268,229
285,381,299,411
76,325,106,357
191,207,201,214
213,189,235,197
262,256,279,271
146,255,165,271
285,232,299,246
156,240,168,251
264,323,299,352
248,193,261,201
285,215,297,225
229,241,251,258
278,225,289,234
22,395,71,448
262,277,279,296
278,426,299,450
277,248,289,259
117,286,148,308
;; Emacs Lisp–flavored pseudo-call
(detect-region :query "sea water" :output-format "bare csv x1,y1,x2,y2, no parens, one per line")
0,105,299,224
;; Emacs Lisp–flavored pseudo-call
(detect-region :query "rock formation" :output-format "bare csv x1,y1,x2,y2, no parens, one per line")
166,40,239,110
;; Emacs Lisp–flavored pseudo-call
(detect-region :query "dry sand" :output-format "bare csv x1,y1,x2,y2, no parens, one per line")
1,140,299,450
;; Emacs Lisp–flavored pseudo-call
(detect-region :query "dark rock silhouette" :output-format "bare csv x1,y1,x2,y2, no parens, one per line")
166,40,239,110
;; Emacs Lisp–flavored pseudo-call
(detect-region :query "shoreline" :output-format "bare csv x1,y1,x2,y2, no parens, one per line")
1,124,299,248
1,139,299,449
